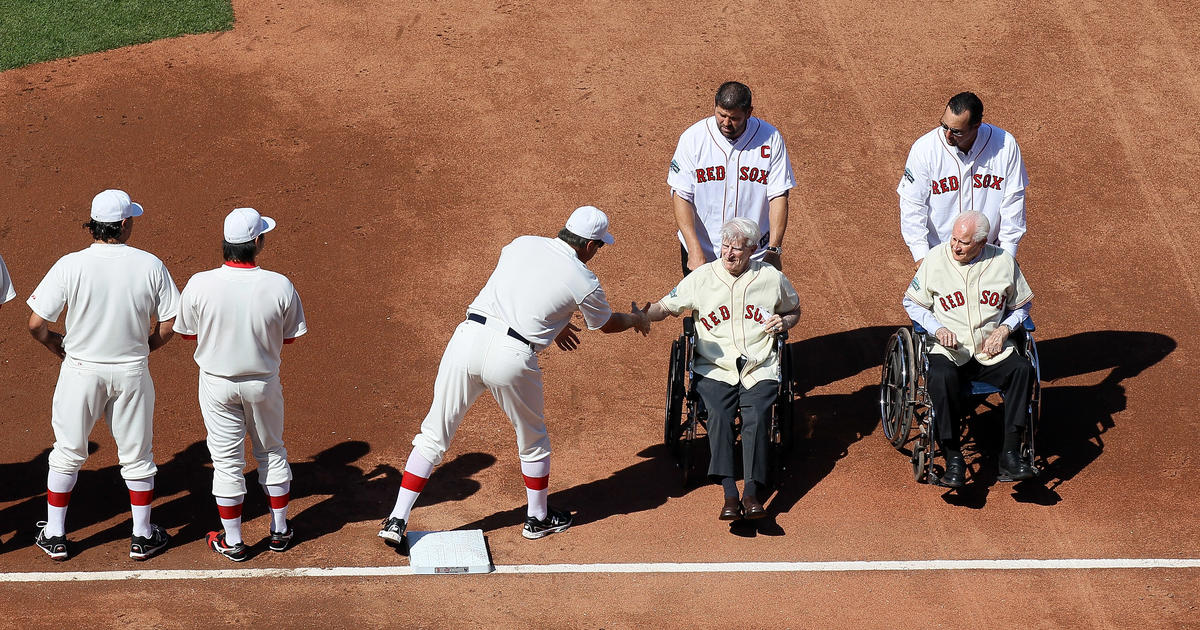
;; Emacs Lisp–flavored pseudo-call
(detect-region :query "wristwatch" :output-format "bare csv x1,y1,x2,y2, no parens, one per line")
764,245,783,255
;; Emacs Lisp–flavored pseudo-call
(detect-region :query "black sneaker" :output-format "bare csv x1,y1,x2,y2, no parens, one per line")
522,507,573,540
268,523,295,552
35,521,68,561
377,517,407,549
207,530,249,562
130,524,170,561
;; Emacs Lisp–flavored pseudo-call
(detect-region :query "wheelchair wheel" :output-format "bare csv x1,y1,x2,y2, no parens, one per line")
879,327,916,449
1018,332,1041,470
680,401,703,486
768,404,789,488
777,333,796,457
770,346,795,487
912,441,928,483
663,336,685,447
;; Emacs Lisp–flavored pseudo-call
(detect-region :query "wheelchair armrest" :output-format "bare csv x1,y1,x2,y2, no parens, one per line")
683,316,695,337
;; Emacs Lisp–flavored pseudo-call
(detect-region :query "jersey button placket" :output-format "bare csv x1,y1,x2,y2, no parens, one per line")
726,152,737,218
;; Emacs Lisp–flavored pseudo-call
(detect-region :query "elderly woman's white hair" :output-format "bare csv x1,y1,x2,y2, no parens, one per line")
720,217,761,248
956,210,990,243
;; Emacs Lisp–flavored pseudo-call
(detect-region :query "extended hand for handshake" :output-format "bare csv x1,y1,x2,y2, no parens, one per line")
553,301,653,352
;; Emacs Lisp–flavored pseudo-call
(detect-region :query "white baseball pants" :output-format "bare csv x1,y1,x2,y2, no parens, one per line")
412,319,550,466
48,357,157,480
198,371,292,498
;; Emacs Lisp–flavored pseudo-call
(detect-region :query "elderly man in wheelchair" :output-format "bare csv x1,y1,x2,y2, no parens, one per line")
898,210,1036,489
648,217,801,520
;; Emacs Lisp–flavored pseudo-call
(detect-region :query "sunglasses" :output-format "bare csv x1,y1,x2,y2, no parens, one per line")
939,120,974,137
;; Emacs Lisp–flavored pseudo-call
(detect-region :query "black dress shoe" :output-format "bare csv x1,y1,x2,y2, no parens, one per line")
998,449,1036,481
742,496,767,519
939,451,966,488
719,496,743,520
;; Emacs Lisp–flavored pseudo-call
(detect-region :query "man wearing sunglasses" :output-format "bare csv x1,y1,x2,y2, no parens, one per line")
897,91,1029,263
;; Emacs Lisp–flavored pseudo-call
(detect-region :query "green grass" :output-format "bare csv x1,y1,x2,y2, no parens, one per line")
0,0,234,71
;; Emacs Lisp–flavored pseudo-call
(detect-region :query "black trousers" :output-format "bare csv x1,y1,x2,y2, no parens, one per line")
926,351,1033,444
694,375,777,486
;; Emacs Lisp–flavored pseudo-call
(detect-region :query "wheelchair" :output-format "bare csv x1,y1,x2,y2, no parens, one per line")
664,316,796,487
878,319,1041,485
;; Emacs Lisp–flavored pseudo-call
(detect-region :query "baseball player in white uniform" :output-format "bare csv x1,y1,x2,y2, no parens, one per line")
897,91,1030,261
904,210,1035,488
27,189,180,561
647,217,801,520
0,253,16,308
174,208,307,562
377,206,650,549
668,81,796,274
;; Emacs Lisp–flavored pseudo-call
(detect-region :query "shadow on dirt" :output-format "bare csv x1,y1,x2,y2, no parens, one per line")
1,438,498,558
456,326,895,536
939,329,1176,509
764,326,895,520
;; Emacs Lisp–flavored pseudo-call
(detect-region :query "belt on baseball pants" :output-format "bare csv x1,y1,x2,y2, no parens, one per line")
466,313,535,352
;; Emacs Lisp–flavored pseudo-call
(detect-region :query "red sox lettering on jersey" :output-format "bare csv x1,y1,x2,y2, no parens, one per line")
897,122,1029,261
697,302,771,332
693,164,772,186
929,173,1006,195
935,289,1008,313
668,117,796,262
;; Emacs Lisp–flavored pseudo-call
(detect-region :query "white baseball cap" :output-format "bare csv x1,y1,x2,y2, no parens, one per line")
90,189,144,222
565,205,615,245
224,207,276,244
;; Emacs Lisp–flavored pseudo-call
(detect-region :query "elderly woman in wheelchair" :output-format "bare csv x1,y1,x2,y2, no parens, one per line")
648,217,801,519
890,211,1038,489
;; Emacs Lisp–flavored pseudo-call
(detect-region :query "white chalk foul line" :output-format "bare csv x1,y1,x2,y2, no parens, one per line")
1,558,1198,582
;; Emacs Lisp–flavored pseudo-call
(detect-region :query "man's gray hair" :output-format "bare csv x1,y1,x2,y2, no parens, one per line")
957,210,990,243
720,217,761,247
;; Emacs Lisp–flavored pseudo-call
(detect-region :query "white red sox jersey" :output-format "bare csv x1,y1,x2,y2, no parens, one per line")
906,243,1033,367
173,262,307,378
0,254,15,305
897,123,1029,261
658,260,800,387
468,236,613,347
668,117,796,261
28,243,180,363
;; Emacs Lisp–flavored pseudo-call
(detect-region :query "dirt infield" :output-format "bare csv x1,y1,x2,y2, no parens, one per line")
0,0,1197,627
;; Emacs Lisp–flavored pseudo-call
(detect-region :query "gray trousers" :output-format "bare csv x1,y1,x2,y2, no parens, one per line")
694,375,777,487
